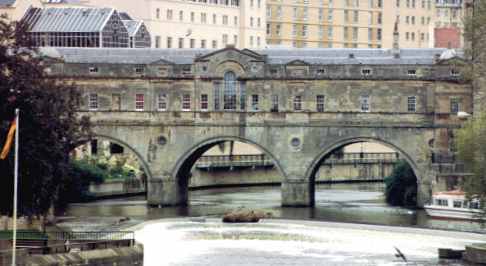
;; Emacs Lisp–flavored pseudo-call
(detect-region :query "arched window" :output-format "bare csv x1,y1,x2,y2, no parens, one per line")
223,71,237,110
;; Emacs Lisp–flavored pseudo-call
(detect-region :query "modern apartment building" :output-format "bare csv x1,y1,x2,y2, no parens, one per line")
84,0,266,49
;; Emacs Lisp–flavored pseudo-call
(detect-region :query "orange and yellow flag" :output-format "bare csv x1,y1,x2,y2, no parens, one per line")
0,119,16,160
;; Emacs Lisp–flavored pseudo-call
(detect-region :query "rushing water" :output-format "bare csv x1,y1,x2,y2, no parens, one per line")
65,183,486,233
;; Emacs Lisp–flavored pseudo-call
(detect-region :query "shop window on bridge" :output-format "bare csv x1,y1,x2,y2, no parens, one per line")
360,95,370,112
271,95,279,112
135,94,144,111
223,71,237,110
88,93,98,111
182,93,191,111
316,95,325,112
294,95,302,111
157,93,168,111
251,94,259,111
450,97,460,114
201,94,209,111
407,96,417,112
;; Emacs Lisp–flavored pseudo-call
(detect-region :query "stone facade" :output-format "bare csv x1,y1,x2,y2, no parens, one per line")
42,46,472,207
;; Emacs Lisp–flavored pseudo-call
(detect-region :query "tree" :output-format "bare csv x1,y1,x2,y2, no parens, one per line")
0,16,90,216
384,160,417,207
456,113,486,203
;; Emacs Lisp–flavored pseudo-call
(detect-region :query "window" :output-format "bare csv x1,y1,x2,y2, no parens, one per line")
200,94,208,110
179,10,184,21
156,8,160,19
89,67,98,73
352,27,358,41
178,38,184,48
88,93,98,110
213,14,217,24
250,17,254,27
294,95,302,111
407,96,416,112
276,24,281,36
450,69,460,77
167,9,173,20
190,38,195,48
191,12,195,22
223,34,228,46
267,23,271,35
213,82,221,110
135,94,144,111
155,36,161,48
223,15,228,25
407,69,416,76
453,200,462,208
212,40,217,48
234,16,238,26
201,12,207,23
360,95,370,112
302,25,308,37
353,10,359,23
271,95,279,112
435,199,448,206
182,94,191,111
135,65,145,74
251,94,259,111
450,98,460,114
316,95,325,112
158,93,167,111
224,71,237,110
167,37,172,48
361,68,372,76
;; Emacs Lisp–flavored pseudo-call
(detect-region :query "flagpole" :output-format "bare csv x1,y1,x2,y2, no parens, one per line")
11,109,19,266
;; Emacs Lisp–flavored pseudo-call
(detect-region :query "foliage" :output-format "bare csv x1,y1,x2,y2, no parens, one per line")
0,17,90,216
464,1,486,78
456,112,486,203
73,156,136,181
384,160,417,207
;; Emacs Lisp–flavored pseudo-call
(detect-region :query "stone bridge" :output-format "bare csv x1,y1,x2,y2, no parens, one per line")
42,46,473,207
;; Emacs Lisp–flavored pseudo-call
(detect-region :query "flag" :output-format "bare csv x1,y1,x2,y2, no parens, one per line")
0,119,16,160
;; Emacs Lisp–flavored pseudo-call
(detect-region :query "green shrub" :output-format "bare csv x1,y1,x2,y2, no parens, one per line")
384,160,417,207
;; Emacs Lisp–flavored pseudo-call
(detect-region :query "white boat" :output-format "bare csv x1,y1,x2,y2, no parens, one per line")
424,190,484,220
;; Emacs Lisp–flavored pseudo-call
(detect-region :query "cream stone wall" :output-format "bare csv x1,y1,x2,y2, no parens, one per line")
86,0,266,49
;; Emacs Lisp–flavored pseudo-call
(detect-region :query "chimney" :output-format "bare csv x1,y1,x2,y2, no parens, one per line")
393,16,400,58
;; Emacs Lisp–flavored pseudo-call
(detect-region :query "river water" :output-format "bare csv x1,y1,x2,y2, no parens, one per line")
64,183,486,265
66,183,486,233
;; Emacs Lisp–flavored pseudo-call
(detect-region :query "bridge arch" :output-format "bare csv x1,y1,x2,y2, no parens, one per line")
74,133,153,182
305,136,423,206
170,135,288,205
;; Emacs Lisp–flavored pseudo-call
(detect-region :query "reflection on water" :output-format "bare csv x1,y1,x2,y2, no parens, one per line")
66,183,486,233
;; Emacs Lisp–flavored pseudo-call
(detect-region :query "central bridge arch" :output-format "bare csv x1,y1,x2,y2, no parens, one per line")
168,136,288,206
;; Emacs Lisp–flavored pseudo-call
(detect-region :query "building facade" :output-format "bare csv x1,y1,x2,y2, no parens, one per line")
84,0,266,49
434,0,464,48
0,0,42,21
40,47,471,206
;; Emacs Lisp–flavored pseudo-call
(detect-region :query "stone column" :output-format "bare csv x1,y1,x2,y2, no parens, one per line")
147,175,188,206
281,179,314,207
416,169,434,208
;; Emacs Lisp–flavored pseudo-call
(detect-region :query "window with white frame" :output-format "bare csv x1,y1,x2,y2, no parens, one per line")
182,94,191,111
361,68,372,76
271,95,279,112
294,95,302,111
135,93,144,111
407,69,416,76
200,94,209,110
450,97,460,114
88,93,98,110
316,95,325,112
158,93,168,111
407,96,416,112
360,95,370,112
251,94,259,111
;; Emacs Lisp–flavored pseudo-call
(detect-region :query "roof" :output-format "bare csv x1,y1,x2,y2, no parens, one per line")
0,0,16,7
38,47,462,65
25,7,115,33
121,20,142,37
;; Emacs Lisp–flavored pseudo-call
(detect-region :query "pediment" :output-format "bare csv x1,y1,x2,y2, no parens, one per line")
150,58,175,65
286,59,309,66
195,47,265,63
437,57,467,66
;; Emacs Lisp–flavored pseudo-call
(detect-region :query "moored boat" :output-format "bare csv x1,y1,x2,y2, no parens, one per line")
424,190,484,220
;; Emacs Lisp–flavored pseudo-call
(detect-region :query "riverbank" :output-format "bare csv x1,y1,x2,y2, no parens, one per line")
132,218,485,266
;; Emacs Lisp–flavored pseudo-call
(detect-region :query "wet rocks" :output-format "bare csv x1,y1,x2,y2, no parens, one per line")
222,209,272,223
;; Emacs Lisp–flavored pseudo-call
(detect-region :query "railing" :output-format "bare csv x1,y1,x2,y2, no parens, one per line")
323,152,400,164
0,230,136,255
196,154,273,168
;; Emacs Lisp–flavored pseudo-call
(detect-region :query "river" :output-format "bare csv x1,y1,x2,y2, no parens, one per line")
63,183,486,265
65,183,486,233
